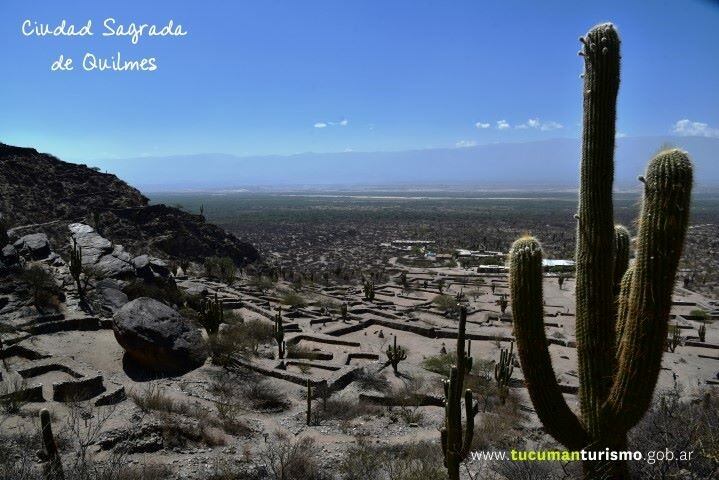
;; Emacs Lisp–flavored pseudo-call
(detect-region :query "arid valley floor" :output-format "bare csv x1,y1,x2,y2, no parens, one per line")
1,189,718,479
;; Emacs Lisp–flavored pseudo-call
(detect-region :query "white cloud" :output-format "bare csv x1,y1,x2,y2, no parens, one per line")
616,132,627,138
497,120,510,130
515,118,563,131
315,118,349,128
539,121,563,131
455,140,478,148
475,122,490,129
672,119,719,138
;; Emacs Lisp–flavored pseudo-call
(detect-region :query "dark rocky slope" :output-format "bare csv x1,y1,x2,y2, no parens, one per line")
0,143,258,265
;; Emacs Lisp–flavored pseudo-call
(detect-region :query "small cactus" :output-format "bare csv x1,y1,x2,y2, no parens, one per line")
340,302,348,321
497,294,508,315
306,379,312,426
667,324,682,353
199,292,223,336
698,323,706,343
441,306,476,480
39,408,64,480
494,341,515,404
69,238,84,297
274,307,286,359
363,280,375,301
385,336,408,375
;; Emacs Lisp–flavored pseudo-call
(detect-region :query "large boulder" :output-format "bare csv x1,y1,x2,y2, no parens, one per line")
68,223,112,264
13,233,51,260
112,298,207,373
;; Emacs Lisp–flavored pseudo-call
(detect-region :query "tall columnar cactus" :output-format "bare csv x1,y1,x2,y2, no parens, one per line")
441,306,476,480
698,323,706,343
385,335,408,375
69,238,84,297
199,292,224,336
494,341,514,404
306,379,312,426
363,280,375,301
273,307,286,359
39,408,64,480
509,23,693,479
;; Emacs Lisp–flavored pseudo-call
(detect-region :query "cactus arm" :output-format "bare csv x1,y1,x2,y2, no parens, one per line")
576,22,622,435
614,266,634,353
613,225,631,297
459,388,476,458
604,149,693,429
510,237,588,450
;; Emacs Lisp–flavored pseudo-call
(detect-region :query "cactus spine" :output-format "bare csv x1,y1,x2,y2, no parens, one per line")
40,408,64,480
69,238,84,298
509,23,693,479
441,306,475,480
199,292,223,336
385,335,408,375
494,341,514,404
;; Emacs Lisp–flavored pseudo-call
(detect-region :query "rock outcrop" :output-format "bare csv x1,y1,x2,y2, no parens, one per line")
112,297,208,373
0,143,259,266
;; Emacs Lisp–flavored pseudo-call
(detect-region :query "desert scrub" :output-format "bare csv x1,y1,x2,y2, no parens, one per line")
280,290,307,308
339,438,445,480
211,319,274,363
242,380,290,412
204,256,237,284
432,294,457,313
256,431,329,480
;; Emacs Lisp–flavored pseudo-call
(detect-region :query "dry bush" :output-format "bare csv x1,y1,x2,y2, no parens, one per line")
471,389,525,451
158,412,226,448
0,373,30,415
314,397,378,424
629,383,719,479
354,368,391,393
242,380,290,412
339,437,445,480
128,383,191,415
214,400,252,437
280,290,307,308
256,430,328,480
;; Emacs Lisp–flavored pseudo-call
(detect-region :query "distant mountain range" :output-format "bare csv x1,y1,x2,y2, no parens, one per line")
86,136,718,192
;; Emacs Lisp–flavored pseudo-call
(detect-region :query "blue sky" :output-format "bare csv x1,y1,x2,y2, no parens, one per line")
0,0,717,162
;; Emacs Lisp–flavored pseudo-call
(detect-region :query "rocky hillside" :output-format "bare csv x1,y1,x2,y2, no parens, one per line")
0,143,259,265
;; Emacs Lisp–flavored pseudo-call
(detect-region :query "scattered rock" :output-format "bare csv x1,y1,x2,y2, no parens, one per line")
13,233,50,260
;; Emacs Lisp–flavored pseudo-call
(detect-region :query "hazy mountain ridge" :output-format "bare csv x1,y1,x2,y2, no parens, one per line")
89,136,719,191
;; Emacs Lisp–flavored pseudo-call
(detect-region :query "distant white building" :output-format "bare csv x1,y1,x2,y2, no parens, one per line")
543,259,575,267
